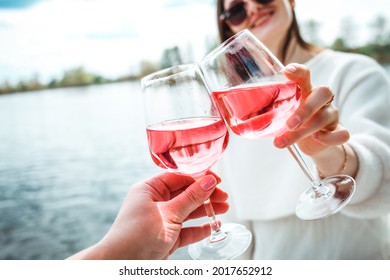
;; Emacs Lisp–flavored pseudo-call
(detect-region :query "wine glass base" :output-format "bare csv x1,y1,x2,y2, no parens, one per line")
187,223,252,260
296,175,355,220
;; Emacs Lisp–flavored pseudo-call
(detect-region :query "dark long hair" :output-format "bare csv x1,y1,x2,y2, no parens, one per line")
217,0,314,64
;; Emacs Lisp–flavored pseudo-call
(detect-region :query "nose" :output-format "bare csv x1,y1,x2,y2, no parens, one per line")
246,0,261,16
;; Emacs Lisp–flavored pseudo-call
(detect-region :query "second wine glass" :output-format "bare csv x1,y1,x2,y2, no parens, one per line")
141,64,252,259
200,29,355,220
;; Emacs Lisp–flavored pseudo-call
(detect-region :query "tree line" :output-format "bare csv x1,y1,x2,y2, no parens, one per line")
1,15,389,95
0,46,191,95
303,15,390,62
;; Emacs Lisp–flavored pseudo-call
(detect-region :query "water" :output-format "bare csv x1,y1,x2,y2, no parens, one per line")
0,82,160,259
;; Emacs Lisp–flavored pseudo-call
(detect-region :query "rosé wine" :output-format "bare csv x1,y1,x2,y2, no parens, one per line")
212,81,301,138
146,117,228,176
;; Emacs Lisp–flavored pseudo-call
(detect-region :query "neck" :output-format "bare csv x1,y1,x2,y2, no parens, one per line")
282,36,323,65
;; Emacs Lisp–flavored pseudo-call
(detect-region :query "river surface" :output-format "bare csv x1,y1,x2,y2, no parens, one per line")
0,82,161,259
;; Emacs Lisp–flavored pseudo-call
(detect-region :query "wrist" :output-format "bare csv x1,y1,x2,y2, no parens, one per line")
67,243,108,260
96,235,145,260
314,143,358,179
316,144,347,179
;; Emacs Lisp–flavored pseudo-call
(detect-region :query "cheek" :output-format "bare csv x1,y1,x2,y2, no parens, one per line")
275,16,292,36
280,5,294,32
228,22,248,34
254,13,292,42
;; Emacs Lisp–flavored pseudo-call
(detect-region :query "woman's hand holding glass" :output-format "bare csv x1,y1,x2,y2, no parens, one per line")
276,64,349,150
276,64,356,179
200,29,355,220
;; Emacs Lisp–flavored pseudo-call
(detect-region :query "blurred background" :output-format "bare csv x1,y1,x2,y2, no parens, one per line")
0,0,389,260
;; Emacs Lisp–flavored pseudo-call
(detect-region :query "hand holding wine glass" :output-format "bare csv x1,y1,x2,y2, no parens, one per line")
141,64,252,259
200,29,355,220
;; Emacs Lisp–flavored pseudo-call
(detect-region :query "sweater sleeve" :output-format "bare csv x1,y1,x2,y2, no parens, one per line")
327,53,390,218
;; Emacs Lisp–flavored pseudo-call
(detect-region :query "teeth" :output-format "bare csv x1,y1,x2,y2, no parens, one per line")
255,13,271,26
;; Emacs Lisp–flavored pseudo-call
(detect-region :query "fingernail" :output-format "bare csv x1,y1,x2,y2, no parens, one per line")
284,65,297,73
287,115,301,130
214,174,222,184
200,176,216,191
207,171,222,184
274,136,288,148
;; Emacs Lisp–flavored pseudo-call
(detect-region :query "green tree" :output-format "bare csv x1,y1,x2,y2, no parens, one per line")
0,80,13,94
302,19,323,45
48,78,60,88
370,15,389,45
338,16,357,48
331,37,347,51
138,60,160,78
15,81,28,92
61,67,94,86
160,46,183,69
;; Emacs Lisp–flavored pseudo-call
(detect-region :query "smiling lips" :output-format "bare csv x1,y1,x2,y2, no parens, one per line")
250,8,274,29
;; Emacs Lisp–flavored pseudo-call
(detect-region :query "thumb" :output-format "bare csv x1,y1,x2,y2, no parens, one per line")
169,175,217,221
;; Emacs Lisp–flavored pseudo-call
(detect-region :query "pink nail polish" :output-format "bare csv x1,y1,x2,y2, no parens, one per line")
285,65,297,73
275,137,288,148
200,176,216,191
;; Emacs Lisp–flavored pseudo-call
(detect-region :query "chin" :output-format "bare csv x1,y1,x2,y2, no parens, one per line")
252,32,281,57
250,28,271,45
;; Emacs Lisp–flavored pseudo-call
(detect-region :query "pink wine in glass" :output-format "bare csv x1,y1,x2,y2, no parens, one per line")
212,80,301,139
146,117,228,176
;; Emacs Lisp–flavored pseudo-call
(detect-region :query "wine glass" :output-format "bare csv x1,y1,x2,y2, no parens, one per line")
141,64,252,259
199,29,355,220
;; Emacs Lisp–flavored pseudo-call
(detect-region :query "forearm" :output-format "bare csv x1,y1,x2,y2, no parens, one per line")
66,238,142,260
66,243,108,260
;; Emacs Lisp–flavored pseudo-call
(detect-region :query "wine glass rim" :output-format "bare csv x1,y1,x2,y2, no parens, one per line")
201,29,284,69
201,29,254,61
141,63,199,86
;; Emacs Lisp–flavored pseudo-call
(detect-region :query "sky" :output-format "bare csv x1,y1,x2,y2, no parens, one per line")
0,0,389,84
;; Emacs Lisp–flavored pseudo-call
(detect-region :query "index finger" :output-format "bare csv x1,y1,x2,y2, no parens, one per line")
134,172,194,200
150,172,195,193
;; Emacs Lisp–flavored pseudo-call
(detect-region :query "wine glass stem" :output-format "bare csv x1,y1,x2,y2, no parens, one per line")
287,144,322,192
203,198,227,243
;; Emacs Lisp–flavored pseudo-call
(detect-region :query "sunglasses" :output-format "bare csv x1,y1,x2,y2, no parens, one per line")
220,0,274,26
